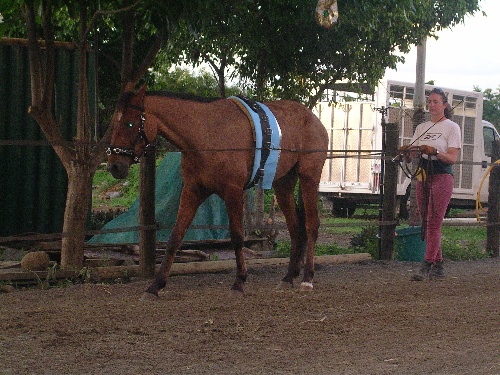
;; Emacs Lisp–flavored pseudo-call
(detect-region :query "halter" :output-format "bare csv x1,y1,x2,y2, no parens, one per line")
106,104,154,163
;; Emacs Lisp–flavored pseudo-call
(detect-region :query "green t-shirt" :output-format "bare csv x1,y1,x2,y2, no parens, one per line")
421,158,453,176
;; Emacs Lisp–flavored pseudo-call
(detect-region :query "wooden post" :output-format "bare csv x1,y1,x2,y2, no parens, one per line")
486,140,500,257
139,146,157,277
379,123,399,260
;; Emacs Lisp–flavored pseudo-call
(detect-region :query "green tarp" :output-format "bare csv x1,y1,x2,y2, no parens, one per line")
88,152,229,244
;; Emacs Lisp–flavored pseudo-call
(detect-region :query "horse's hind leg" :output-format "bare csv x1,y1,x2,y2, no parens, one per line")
273,172,305,287
296,176,321,291
143,187,208,299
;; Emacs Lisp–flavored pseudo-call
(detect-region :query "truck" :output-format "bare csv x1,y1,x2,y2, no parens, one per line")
314,80,500,217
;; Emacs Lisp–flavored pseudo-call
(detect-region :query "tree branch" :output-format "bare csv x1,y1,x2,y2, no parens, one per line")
83,0,143,41
129,29,166,88
41,0,56,111
22,3,43,105
120,10,135,88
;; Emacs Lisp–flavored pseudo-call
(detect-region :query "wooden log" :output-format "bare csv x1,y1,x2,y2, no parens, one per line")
88,253,372,279
0,253,372,282
0,261,22,269
0,269,79,282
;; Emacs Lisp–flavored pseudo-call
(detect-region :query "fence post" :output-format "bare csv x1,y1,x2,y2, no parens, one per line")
486,140,500,257
379,122,399,260
139,146,157,277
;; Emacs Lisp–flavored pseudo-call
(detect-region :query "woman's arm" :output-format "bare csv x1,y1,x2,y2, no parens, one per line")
437,147,459,165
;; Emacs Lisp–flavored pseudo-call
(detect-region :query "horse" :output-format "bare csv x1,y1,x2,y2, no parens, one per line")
107,84,328,299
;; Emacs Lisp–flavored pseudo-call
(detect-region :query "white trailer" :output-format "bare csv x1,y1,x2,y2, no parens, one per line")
314,80,500,217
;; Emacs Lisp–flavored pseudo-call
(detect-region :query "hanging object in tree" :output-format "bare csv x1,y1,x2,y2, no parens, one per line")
315,0,339,29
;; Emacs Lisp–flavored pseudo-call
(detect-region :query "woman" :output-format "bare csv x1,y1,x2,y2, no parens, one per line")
401,88,462,280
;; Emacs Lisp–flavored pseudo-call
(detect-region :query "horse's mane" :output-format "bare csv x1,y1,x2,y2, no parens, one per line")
146,91,223,103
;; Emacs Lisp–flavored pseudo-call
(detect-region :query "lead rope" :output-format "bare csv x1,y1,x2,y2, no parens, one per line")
420,157,435,240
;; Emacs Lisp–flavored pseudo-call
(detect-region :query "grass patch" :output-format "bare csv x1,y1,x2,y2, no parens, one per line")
274,221,488,261
320,216,369,237
441,226,488,260
274,241,356,258
92,163,141,208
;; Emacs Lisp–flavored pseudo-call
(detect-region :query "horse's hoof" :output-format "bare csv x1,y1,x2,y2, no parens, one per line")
231,281,245,295
140,292,159,301
276,281,294,290
299,282,314,291
229,288,245,298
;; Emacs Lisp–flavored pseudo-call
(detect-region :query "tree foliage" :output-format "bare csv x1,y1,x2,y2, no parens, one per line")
164,0,483,105
1,0,483,106
482,87,500,129
149,66,241,98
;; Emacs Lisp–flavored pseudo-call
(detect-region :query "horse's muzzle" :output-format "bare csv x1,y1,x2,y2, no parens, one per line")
107,160,130,179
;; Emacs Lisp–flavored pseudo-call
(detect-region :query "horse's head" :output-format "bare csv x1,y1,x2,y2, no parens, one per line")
107,83,154,179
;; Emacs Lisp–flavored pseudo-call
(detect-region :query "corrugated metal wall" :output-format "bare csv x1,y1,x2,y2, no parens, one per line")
0,40,96,236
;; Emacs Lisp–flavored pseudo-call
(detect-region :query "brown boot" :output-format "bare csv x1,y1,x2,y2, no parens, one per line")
429,260,445,280
412,261,432,281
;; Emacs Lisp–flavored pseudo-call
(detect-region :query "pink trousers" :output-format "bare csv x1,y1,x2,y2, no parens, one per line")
416,174,454,263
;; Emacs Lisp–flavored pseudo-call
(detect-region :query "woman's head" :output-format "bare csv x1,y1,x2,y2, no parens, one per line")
428,87,453,119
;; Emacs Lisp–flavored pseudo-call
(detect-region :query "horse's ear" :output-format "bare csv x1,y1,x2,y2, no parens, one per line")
124,81,136,92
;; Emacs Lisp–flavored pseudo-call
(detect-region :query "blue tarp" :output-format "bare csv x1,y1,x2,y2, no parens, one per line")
87,152,230,244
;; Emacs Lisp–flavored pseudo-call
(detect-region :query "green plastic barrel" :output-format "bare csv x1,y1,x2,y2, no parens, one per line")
395,226,426,261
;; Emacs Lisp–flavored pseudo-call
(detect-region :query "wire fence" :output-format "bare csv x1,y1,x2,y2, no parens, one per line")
1,135,497,246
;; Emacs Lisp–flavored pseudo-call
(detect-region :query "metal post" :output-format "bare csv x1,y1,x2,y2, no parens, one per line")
377,107,387,258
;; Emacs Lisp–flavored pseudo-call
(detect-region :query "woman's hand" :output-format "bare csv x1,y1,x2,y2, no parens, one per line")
398,144,418,163
418,145,437,155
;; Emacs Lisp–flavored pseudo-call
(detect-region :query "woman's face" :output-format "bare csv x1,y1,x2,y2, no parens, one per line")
427,92,447,117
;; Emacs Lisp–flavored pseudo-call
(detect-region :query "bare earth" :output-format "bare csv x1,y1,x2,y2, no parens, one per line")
0,257,498,375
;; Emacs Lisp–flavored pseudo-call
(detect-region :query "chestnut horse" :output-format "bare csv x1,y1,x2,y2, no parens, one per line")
107,84,328,298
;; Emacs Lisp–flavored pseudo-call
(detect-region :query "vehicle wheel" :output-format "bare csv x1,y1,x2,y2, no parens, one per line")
332,198,357,218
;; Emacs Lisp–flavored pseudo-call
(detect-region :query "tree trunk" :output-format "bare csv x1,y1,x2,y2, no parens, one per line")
20,1,164,270
60,162,93,269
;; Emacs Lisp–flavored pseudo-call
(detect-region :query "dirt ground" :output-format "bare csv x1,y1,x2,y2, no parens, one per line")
0,256,498,375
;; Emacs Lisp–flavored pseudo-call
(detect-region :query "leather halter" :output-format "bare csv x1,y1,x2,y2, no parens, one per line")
106,104,154,163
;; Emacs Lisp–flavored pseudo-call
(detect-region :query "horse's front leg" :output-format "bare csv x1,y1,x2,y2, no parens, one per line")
143,187,208,299
224,190,247,293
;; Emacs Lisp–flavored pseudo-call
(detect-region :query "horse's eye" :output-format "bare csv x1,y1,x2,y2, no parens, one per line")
127,122,134,128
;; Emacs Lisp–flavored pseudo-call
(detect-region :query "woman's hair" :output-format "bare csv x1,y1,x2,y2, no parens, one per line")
430,87,453,119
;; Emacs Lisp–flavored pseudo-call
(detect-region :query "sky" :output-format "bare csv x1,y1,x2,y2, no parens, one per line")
384,0,500,92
